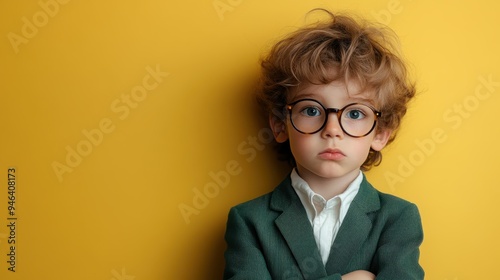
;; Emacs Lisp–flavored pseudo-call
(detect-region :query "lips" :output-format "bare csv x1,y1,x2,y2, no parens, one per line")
318,148,345,160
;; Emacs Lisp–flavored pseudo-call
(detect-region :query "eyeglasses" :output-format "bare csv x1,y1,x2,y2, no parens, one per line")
286,99,381,138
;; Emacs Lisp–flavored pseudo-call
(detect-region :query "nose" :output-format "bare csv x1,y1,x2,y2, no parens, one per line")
321,112,344,139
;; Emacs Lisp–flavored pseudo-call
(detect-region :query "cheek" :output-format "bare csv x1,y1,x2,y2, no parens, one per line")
288,131,315,156
354,138,375,158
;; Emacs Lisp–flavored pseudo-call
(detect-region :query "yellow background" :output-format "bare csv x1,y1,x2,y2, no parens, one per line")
0,0,499,279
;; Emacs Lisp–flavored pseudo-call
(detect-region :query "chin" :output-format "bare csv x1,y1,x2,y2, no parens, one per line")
313,167,359,180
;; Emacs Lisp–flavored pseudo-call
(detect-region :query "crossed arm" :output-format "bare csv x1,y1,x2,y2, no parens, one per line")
341,271,375,280
223,202,424,279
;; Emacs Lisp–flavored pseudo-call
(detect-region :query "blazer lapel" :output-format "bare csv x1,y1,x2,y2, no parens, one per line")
271,177,327,279
325,176,381,274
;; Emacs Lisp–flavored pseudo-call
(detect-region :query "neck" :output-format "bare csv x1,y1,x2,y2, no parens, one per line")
296,168,360,200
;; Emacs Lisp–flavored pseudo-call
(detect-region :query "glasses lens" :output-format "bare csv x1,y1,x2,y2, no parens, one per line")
290,100,326,133
340,104,377,137
289,100,378,136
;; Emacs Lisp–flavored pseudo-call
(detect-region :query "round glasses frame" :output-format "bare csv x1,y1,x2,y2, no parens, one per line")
286,98,382,138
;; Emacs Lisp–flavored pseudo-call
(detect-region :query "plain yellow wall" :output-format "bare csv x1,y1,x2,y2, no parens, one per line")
1,0,499,279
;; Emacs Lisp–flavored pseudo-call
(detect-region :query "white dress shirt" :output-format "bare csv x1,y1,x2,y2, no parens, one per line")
290,168,362,265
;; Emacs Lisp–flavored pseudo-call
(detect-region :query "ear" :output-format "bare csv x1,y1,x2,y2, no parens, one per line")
371,129,392,151
269,115,289,143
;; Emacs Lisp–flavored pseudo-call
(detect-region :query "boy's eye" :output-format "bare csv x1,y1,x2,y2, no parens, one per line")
345,109,366,120
301,106,322,117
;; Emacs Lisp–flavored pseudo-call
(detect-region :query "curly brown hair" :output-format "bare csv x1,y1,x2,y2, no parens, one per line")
257,10,416,171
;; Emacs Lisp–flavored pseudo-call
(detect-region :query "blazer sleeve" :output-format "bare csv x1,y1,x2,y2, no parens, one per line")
372,203,425,280
223,207,272,280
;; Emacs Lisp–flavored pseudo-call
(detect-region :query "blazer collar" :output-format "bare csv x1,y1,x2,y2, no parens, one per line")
325,175,380,273
271,176,327,279
270,174,381,277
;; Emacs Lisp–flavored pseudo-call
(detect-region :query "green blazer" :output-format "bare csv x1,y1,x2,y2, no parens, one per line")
223,174,424,279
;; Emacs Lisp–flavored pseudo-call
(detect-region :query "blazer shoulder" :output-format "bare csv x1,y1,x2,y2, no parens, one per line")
377,190,418,209
358,178,420,217
374,189,421,223
229,175,293,217
231,191,273,213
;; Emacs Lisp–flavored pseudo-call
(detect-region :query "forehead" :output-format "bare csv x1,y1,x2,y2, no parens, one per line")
290,79,377,105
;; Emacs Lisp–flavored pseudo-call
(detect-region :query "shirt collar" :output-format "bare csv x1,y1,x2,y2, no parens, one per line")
290,168,362,221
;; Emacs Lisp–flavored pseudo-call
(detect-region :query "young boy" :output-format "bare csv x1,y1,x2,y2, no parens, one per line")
223,10,424,280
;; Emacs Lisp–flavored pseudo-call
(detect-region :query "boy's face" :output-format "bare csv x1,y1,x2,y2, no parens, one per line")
270,80,391,186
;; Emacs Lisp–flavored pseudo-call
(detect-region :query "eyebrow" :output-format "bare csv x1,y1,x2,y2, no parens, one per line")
290,92,377,107
347,96,377,106
289,92,317,102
